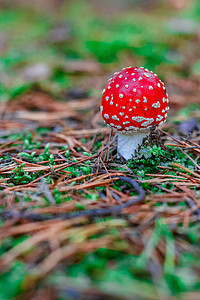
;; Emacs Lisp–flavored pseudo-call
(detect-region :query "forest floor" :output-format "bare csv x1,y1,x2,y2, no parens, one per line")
0,1,200,299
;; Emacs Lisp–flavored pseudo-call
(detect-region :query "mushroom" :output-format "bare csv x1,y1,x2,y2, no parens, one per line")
100,66,169,160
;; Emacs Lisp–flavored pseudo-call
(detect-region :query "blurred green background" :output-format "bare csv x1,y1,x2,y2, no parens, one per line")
0,0,200,106
0,1,200,299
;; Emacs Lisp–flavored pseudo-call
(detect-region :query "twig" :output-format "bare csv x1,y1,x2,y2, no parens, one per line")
179,148,200,170
172,162,200,179
1,176,145,221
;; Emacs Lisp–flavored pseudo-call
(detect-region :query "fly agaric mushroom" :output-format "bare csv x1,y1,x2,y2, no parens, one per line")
100,66,169,160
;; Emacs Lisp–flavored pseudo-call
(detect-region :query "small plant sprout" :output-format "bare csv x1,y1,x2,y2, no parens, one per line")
101,66,169,160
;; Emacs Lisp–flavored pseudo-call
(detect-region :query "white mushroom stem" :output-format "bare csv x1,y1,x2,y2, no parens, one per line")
117,131,150,160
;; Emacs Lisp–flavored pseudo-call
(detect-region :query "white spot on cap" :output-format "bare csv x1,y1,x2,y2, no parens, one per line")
144,108,147,111
138,77,142,80
100,106,103,112
125,116,129,119
110,101,113,105
132,116,150,122
106,96,109,101
102,89,105,94
163,97,167,103
129,99,132,102
143,97,147,103
125,77,127,80
119,112,124,116
141,118,154,127
125,84,129,88
133,88,136,92
131,73,135,75
119,74,123,78
108,86,111,89
157,83,161,88
123,121,130,124
104,114,109,119
116,104,118,107
164,113,167,118
132,78,136,81
129,108,132,111
152,101,160,108
116,84,119,88
119,93,123,98
156,115,163,122
135,99,140,104
116,125,122,129
148,86,153,90
144,73,149,78
125,126,138,131
159,121,164,125
112,115,119,121
122,106,126,109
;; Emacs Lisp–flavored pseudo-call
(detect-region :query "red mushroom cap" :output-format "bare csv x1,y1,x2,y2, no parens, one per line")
101,67,169,133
